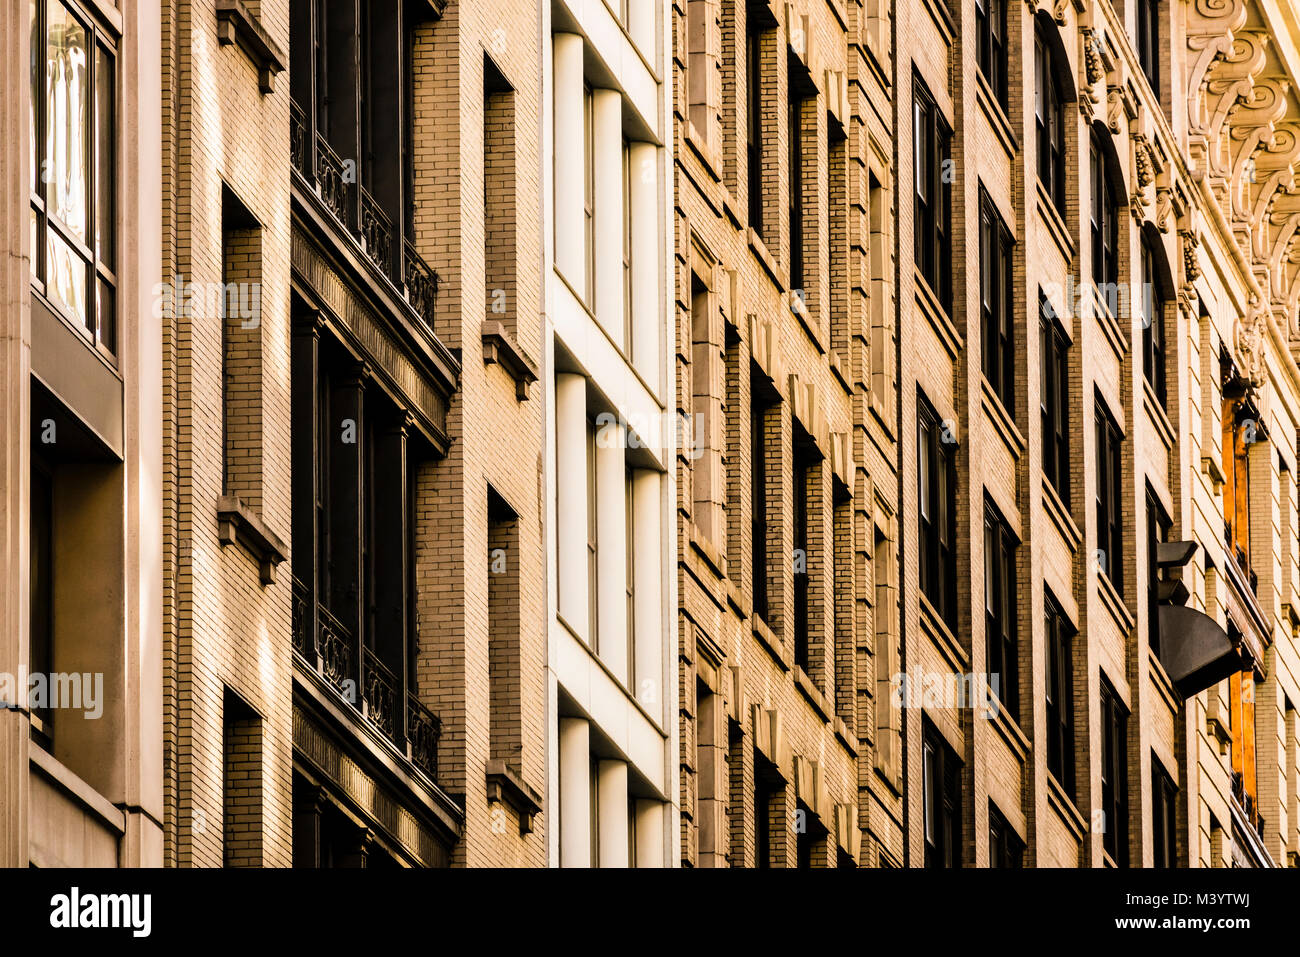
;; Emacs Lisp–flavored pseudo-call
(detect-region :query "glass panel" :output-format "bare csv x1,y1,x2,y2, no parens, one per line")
46,1,89,243
30,207,40,282
30,0,40,197
47,226,87,325
97,275,115,353
96,42,113,268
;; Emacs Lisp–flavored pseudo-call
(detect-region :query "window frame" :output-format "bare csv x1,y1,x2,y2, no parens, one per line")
1044,590,1076,798
918,392,958,630
979,188,1015,415
923,719,963,868
913,75,952,314
1141,237,1168,407
1090,131,1121,298
983,498,1019,722
1151,752,1178,868
1034,26,1067,216
988,801,1024,867
1040,295,1071,507
1094,394,1125,596
975,0,1007,108
1136,0,1160,97
1100,676,1130,867
29,0,119,359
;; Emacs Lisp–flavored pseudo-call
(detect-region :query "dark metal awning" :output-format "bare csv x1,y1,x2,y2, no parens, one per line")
1158,604,1242,698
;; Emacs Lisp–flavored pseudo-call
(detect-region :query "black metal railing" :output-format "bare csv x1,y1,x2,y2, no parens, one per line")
315,133,351,226
403,239,440,330
359,187,394,275
362,646,398,741
290,101,307,179
291,575,309,657
315,604,355,700
405,691,441,780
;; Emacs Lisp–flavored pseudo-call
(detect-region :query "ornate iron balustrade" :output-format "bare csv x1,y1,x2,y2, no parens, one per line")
403,239,440,329
406,692,441,780
315,133,351,226
290,100,307,180
291,575,309,657
316,604,355,699
362,646,399,742
359,187,394,276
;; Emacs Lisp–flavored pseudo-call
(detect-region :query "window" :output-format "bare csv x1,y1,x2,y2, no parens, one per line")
1045,591,1075,797
488,489,522,762
586,417,599,648
1100,676,1129,866
221,188,263,504
625,468,636,686
746,16,771,239
788,69,807,293
29,459,54,739
1035,26,1067,215
29,0,118,355
1229,666,1259,830
1222,393,1254,589
223,690,263,867
980,189,1015,413
583,83,596,306
793,433,817,672
751,368,777,622
918,393,957,629
1041,296,1071,506
988,803,1023,867
1151,753,1177,868
1141,237,1167,407
1135,0,1160,95
1091,132,1121,298
1095,395,1124,596
914,76,952,313
984,500,1018,721
923,720,962,868
622,139,633,353
975,0,1007,107
1146,489,1171,660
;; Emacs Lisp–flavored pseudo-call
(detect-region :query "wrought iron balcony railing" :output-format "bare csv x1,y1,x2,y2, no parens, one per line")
291,575,441,784
405,691,441,780
290,98,440,329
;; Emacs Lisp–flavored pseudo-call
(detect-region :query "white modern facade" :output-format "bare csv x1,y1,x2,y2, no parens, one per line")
543,0,679,867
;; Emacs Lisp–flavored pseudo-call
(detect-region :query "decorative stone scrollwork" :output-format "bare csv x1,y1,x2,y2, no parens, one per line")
1186,0,1249,132
1080,27,1104,118
1183,229,1202,286
1235,294,1269,390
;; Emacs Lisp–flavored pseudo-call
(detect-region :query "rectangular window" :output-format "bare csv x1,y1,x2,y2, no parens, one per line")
488,489,522,761
919,392,957,630
1035,28,1066,215
29,458,54,740
913,76,952,313
30,0,117,355
1136,0,1160,96
1141,239,1168,407
979,189,1015,414
1091,133,1120,296
988,802,1024,867
622,139,633,354
984,499,1019,722
746,19,769,240
1146,488,1171,660
793,434,816,673
223,690,264,867
751,368,775,622
1095,394,1124,596
1151,752,1178,868
625,467,636,688
1045,591,1076,797
1222,396,1254,589
1100,676,1129,866
788,65,808,293
583,83,596,307
923,719,962,868
1229,666,1259,830
975,0,1007,107
221,188,263,505
586,417,599,650
484,62,518,332
1040,295,1071,507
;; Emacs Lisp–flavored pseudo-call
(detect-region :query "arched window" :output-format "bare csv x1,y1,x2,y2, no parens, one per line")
1141,234,1168,407
1090,129,1121,296
1035,25,1067,215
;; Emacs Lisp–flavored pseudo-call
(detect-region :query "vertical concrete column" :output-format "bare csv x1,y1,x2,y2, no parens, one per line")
629,141,660,386
596,423,627,679
634,800,665,867
559,716,591,867
556,374,588,640
553,33,586,292
593,88,624,342
597,759,629,867
632,470,663,717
